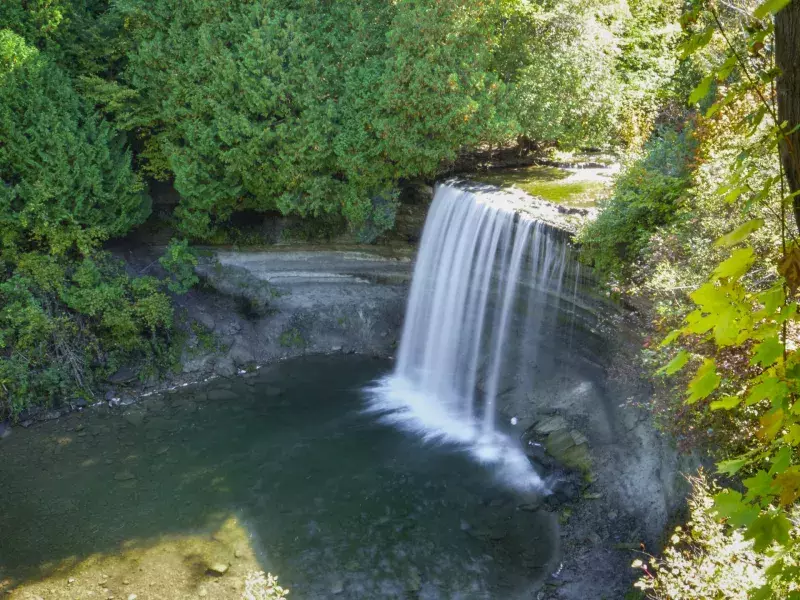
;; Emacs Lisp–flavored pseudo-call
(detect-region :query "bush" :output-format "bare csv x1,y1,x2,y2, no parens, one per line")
0,252,178,418
578,126,696,279
634,473,799,599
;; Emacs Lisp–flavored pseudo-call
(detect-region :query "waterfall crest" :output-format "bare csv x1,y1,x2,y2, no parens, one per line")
367,182,580,491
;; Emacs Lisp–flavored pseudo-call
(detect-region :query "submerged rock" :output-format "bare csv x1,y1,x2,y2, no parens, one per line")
406,567,422,592
123,411,145,427
206,562,229,576
207,389,237,402
114,471,136,481
0,421,11,440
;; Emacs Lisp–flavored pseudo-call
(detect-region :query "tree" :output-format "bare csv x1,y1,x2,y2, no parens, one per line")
775,1,800,229
119,0,515,241
0,29,148,256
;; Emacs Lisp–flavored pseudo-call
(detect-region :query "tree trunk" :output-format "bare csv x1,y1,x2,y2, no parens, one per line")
775,1,800,230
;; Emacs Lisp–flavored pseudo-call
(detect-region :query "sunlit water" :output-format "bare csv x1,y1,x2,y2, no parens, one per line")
0,356,557,599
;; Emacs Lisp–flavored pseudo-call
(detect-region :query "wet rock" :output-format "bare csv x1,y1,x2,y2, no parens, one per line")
206,563,230,576
517,500,543,512
119,395,137,407
534,415,570,435
545,476,581,507
42,410,61,421
570,429,589,446
229,342,255,367
0,421,11,440
330,579,344,594
526,418,592,473
331,345,343,352
74,398,89,409
21,419,33,428
114,471,136,482
214,357,237,377
109,366,138,385
586,532,602,545
105,390,118,402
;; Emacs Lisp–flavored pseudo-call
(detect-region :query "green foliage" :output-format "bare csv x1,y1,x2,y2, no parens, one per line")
0,252,177,418
626,1,800,596
504,2,622,147
0,1,128,78
0,30,148,257
634,473,800,599
159,239,199,295
578,127,696,278
0,30,183,419
118,0,514,240
278,328,304,349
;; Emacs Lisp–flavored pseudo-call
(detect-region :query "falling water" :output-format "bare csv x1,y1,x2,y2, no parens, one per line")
367,182,580,491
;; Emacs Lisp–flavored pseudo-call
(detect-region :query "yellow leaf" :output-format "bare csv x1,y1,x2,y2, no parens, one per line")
778,246,800,293
757,409,784,442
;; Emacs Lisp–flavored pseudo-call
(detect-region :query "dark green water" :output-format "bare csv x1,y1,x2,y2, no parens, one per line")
0,356,557,599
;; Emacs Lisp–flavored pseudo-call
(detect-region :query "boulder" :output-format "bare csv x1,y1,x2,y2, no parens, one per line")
228,342,255,367
108,366,139,385
214,357,237,377
206,563,230,576
195,311,216,331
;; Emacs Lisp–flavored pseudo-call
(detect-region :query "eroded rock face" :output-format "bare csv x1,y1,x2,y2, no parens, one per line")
494,308,695,600
181,248,413,383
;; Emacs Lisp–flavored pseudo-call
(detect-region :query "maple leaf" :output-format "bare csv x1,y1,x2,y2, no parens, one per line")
774,468,800,506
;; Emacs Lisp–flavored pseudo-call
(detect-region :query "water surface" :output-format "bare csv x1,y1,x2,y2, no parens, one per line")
0,356,556,599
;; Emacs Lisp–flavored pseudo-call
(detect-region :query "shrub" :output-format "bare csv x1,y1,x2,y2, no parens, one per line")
0,252,178,418
0,30,184,419
578,126,696,279
634,473,799,599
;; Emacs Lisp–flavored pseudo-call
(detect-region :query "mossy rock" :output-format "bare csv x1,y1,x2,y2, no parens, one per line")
542,427,592,473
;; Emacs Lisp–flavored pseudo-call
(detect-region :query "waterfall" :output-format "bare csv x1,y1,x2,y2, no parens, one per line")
367,182,579,491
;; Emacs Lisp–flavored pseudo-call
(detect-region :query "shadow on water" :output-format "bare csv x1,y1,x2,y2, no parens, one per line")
0,356,558,599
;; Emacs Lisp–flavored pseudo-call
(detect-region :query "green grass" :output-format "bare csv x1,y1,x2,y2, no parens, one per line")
471,165,610,209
